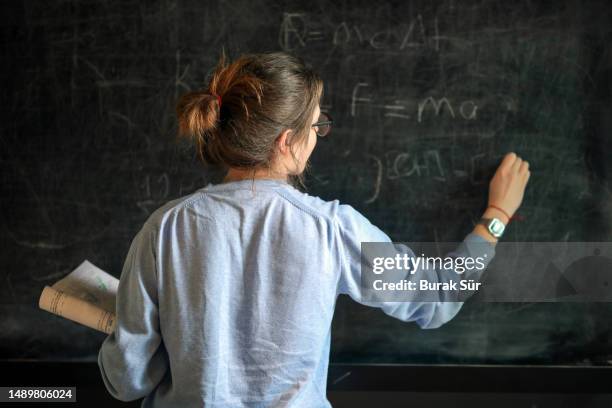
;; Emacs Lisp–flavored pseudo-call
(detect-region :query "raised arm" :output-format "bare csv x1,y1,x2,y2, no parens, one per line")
335,152,530,329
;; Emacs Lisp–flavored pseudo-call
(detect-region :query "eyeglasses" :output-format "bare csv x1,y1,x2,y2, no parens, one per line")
311,112,333,137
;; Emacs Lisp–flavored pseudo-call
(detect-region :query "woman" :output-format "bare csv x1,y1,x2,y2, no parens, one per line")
98,52,529,407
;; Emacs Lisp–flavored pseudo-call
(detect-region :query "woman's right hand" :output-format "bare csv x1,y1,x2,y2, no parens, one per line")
488,152,530,219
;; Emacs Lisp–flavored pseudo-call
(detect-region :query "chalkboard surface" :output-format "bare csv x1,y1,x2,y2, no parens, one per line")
2,0,612,365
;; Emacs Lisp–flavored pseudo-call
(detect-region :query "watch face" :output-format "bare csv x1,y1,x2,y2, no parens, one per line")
488,218,505,237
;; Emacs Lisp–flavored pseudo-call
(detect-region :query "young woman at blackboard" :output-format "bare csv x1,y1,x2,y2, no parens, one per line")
98,52,530,407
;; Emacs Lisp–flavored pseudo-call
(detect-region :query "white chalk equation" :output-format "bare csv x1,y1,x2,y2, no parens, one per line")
351,82,480,122
279,13,441,51
336,149,490,205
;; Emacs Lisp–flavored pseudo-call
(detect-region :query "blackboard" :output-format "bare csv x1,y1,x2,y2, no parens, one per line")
2,0,612,365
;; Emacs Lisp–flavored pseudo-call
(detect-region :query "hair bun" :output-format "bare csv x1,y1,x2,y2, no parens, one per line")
176,90,219,139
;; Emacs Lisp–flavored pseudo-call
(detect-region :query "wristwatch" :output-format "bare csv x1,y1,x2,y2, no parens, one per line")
478,217,506,238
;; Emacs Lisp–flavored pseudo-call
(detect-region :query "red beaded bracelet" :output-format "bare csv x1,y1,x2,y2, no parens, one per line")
488,204,512,222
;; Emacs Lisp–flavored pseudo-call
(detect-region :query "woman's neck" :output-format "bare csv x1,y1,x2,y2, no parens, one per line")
223,167,288,183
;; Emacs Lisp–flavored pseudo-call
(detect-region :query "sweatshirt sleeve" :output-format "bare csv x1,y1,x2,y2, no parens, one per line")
98,223,169,401
335,204,496,329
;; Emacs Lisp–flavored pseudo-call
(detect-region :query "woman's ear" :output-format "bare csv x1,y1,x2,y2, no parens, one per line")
276,129,293,155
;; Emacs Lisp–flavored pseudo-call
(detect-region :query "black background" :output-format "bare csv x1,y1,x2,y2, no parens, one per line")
2,0,612,366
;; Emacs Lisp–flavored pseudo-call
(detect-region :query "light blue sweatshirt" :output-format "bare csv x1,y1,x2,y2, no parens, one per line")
98,178,495,407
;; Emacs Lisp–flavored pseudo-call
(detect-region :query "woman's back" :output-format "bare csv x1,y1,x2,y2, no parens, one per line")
99,178,396,407
155,179,340,406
